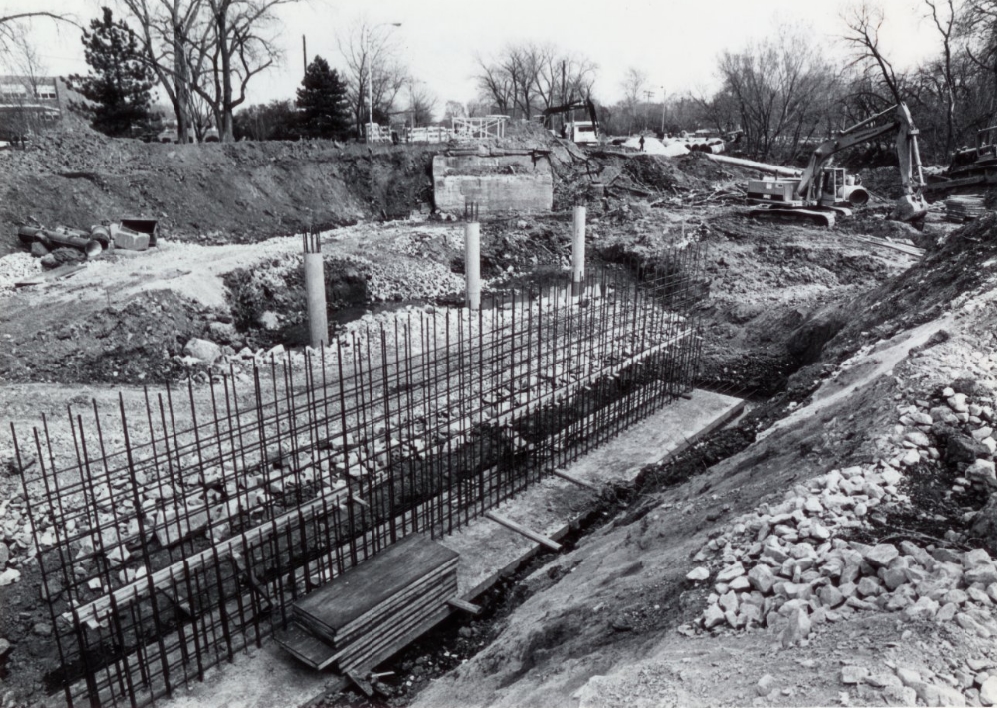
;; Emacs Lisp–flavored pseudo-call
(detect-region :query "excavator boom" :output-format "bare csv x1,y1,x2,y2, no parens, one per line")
749,102,927,223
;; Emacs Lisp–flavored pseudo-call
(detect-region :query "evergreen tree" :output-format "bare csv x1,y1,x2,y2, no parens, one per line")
66,7,155,137
296,56,350,139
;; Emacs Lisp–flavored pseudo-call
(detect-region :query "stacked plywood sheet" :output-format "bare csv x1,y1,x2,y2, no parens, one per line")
946,194,988,222
277,535,459,674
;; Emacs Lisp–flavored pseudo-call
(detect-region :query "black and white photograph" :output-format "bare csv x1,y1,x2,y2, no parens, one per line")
1,0,996,706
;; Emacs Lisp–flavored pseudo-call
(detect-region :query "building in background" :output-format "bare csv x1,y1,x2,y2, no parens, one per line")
0,75,82,140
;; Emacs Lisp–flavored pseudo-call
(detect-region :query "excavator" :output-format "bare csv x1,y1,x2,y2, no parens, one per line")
541,97,600,145
746,102,929,227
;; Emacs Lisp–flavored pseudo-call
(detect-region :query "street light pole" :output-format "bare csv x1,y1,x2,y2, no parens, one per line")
366,22,401,144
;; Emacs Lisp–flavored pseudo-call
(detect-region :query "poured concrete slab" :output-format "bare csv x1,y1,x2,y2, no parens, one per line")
440,388,744,598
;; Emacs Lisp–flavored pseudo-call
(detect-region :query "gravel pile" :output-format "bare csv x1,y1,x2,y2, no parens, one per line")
683,375,997,706
0,253,40,292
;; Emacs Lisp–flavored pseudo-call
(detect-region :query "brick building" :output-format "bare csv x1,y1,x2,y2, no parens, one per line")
0,75,82,136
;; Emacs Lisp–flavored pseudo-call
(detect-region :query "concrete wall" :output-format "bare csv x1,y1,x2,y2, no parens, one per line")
432,153,553,215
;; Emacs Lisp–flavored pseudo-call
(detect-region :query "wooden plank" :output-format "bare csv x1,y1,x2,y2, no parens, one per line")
331,578,456,669
484,511,562,552
446,597,481,615
332,564,457,646
320,582,455,670
346,671,374,697
294,561,453,635
551,469,599,492
340,605,451,672
274,623,339,671
15,263,86,287
297,570,455,648
849,235,924,258
294,535,458,633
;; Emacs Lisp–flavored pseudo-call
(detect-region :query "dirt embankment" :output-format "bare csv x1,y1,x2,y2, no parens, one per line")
0,130,436,256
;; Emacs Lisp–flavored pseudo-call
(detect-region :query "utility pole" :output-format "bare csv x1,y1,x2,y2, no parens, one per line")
660,86,666,136
302,35,307,77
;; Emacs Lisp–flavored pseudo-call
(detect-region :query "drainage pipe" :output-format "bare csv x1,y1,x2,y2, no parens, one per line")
17,226,103,259
464,221,481,311
303,232,329,348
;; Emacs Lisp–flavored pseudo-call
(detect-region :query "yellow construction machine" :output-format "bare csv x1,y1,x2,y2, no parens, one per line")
746,102,929,227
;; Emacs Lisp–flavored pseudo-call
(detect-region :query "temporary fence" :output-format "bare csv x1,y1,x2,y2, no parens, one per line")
12,247,706,708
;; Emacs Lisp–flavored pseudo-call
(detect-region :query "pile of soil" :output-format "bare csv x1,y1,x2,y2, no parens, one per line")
0,131,437,256
0,289,204,385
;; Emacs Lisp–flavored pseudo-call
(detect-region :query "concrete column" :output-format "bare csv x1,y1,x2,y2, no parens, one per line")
571,206,586,298
465,221,481,311
303,232,329,348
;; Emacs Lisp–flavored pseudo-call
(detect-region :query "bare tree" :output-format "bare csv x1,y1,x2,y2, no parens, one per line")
0,10,77,57
197,0,290,141
442,100,466,122
925,0,960,153
119,0,204,142
407,84,437,127
475,54,514,115
119,0,291,142
338,18,408,136
533,45,597,110
962,0,997,126
620,67,647,133
475,42,588,120
842,1,903,103
716,25,843,161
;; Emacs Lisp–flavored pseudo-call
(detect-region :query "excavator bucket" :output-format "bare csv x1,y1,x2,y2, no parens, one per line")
893,194,929,222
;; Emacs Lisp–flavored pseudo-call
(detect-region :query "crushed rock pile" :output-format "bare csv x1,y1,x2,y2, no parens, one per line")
0,253,39,291
683,375,997,706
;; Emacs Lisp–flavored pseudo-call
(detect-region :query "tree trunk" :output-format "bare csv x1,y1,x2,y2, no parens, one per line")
217,7,234,141
173,24,190,143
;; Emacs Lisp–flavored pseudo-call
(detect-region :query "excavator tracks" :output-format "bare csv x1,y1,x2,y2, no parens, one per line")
747,207,835,228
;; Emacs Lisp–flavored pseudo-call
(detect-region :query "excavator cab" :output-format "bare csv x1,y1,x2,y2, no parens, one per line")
818,168,869,208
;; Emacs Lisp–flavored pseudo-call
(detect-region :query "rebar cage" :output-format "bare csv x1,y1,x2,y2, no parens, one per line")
11,246,706,708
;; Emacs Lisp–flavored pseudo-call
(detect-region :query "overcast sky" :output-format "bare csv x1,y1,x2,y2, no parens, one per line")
9,0,938,113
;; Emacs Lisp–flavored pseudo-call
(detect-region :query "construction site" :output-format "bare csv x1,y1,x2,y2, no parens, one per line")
3,94,997,708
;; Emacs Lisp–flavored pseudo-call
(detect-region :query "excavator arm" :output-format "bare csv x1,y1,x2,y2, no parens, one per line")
794,102,927,219
541,96,599,134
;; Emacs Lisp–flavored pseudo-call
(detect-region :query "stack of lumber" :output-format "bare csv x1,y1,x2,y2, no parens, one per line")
946,194,988,222
277,535,459,674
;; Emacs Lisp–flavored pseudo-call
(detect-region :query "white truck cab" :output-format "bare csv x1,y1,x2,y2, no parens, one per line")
566,121,598,145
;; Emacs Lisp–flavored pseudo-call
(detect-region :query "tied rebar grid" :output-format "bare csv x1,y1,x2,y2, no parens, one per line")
11,246,706,708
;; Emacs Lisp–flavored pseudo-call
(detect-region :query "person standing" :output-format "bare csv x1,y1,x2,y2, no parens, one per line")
639,135,645,152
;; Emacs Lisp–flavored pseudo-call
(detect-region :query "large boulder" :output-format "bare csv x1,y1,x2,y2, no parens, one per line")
969,494,997,557
182,338,223,365
947,434,990,466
